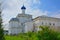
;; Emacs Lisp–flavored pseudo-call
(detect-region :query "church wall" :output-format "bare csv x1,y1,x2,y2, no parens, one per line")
16,16,32,23
8,21,22,35
34,17,60,31
24,21,33,33
8,27,22,35
9,21,19,28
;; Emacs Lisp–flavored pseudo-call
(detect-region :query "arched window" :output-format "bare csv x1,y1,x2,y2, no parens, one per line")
53,23,55,26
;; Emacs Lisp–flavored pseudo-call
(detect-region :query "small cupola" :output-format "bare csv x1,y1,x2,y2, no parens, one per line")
21,5,26,14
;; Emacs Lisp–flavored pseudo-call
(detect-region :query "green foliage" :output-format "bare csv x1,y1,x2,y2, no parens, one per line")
38,26,60,40
0,8,5,40
0,28,5,40
5,26,60,40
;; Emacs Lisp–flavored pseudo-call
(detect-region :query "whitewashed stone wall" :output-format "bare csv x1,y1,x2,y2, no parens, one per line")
24,21,33,33
33,16,60,31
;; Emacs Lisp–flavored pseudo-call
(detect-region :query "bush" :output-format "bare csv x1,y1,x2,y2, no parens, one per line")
37,26,60,40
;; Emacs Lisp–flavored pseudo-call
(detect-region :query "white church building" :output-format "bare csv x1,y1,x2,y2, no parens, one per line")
8,5,34,35
4,5,60,35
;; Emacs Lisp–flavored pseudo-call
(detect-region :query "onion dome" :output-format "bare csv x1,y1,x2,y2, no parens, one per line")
21,5,26,9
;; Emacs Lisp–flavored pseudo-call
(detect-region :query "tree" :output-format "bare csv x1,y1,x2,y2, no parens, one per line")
0,2,5,40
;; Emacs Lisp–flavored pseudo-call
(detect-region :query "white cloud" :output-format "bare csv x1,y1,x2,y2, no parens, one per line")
26,9,47,18
51,10,60,18
33,0,41,4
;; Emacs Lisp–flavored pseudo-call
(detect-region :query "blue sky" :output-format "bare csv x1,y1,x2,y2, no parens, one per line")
1,0,60,26
40,0,60,12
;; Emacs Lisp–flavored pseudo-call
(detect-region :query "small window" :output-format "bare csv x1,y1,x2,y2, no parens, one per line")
21,23,23,25
22,30,24,33
42,22,43,25
53,23,55,26
49,23,51,25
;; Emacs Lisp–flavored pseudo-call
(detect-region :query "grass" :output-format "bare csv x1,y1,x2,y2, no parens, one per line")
5,33,28,40
5,35,21,40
